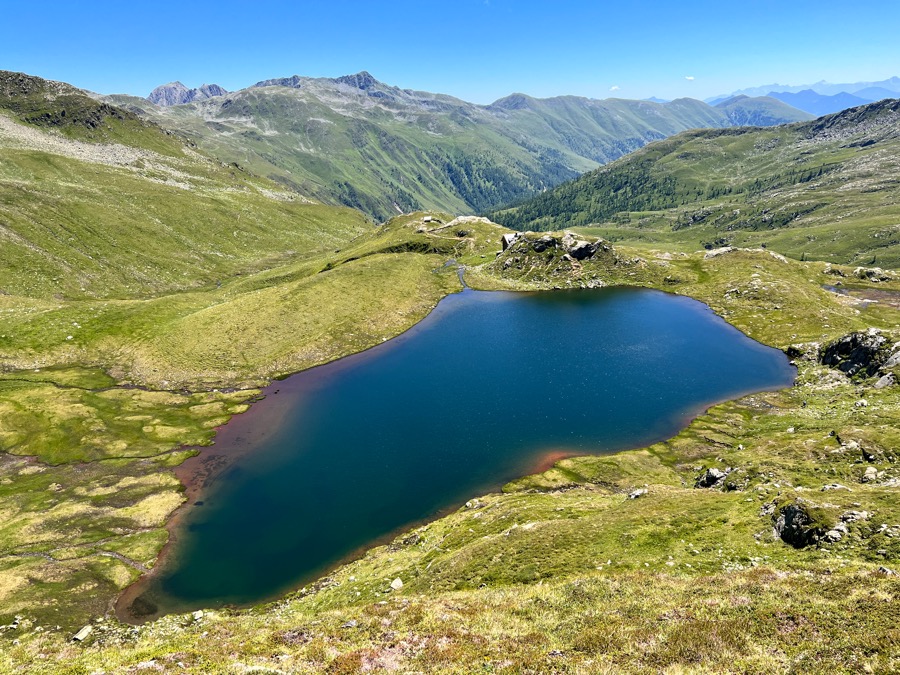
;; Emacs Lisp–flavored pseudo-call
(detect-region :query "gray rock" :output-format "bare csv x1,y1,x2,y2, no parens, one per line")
823,529,843,543
704,246,736,259
341,619,358,628
390,578,403,591
819,329,889,377
822,483,851,491
531,235,558,253
874,373,896,389
628,488,648,499
841,510,869,522
861,466,878,483
696,467,727,488
854,266,894,282
568,241,599,260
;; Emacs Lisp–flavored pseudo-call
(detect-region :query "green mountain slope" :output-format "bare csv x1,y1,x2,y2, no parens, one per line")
0,71,368,300
2,72,900,674
0,74,480,627
104,72,810,221
489,98,900,266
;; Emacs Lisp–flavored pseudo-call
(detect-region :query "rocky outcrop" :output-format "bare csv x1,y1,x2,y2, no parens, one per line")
695,467,728,489
148,82,228,106
773,500,830,548
512,231,612,260
853,266,895,282
568,241,602,260
819,329,893,377
489,230,627,289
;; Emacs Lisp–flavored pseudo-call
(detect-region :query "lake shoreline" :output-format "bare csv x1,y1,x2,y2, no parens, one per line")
115,283,797,623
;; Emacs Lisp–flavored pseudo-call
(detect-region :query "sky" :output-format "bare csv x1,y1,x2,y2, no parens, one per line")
2,0,899,103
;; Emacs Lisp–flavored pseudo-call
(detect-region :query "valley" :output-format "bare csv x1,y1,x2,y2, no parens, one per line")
0,69,899,674
103,72,810,221
489,100,900,267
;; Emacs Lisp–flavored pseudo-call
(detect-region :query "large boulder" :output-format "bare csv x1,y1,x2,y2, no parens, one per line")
695,467,728,489
567,241,598,260
819,329,889,377
531,235,558,253
773,500,829,548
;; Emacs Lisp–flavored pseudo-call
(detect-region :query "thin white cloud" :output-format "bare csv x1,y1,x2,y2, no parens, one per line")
609,85,620,92
685,76,695,81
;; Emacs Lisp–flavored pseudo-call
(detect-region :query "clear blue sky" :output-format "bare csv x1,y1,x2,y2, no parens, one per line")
2,0,898,103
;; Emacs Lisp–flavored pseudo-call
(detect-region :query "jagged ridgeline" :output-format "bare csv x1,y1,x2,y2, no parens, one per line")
488,99,900,267
104,72,810,221
0,71,367,299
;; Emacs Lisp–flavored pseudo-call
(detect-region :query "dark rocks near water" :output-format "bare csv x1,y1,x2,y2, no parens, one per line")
773,500,829,548
853,266,894,282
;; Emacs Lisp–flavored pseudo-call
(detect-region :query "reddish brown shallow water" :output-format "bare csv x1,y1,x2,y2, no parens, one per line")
119,286,795,621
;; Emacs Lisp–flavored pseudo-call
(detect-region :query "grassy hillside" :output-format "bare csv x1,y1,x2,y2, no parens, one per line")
6,236,900,674
103,73,810,221
489,99,900,267
1,72,899,673
0,73,372,301
0,76,487,635
0,71,182,153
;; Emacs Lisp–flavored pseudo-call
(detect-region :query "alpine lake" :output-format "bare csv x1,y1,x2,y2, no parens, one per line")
121,285,796,620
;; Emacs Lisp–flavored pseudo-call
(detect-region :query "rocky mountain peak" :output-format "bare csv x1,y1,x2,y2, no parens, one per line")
253,75,304,89
148,81,228,106
335,71,380,91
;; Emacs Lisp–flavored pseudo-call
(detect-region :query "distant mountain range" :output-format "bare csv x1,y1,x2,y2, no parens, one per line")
722,76,900,99
708,77,900,117
766,90,871,117
101,72,810,220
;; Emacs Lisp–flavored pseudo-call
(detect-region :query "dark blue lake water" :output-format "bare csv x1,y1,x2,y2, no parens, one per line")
123,286,795,618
